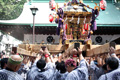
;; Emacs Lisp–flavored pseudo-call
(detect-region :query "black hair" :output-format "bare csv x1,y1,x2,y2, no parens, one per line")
104,58,108,64
106,57,119,70
94,60,98,66
102,64,107,71
59,61,66,73
37,59,46,72
55,61,60,71
76,62,79,66
1,58,8,69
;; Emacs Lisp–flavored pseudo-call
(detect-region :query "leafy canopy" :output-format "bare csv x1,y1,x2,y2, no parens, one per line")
0,0,26,20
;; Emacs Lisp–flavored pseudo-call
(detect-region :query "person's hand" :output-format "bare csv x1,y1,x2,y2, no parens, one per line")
109,47,115,54
77,47,82,55
70,48,77,55
58,53,63,62
43,48,50,55
70,47,82,55
53,55,58,62
39,48,43,55
97,56,102,67
36,54,42,60
30,57,36,63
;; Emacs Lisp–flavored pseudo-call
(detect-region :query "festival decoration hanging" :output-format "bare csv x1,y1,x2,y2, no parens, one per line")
100,0,107,11
49,14,54,23
84,23,89,31
82,29,86,34
65,24,67,30
49,0,56,10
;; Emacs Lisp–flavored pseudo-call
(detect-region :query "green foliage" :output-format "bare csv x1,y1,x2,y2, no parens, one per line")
0,0,26,20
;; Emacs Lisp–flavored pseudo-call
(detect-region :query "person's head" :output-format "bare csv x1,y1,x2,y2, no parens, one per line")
59,61,67,73
55,61,60,71
1,58,8,69
106,57,119,71
65,59,76,73
7,55,23,72
37,59,46,71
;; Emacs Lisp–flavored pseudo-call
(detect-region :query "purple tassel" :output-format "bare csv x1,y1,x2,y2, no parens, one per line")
91,9,99,31
93,21,97,30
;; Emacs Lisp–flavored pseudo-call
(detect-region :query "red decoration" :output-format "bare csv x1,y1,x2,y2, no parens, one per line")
45,54,49,58
73,54,77,57
100,0,107,10
65,24,67,29
49,14,54,23
49,0,56,10
16,53,19,55
84,23,89,30
82,29,86,34
51,1,56,10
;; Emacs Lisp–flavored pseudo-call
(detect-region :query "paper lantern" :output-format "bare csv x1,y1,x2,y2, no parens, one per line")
100,0,107,11
51,1,56,10
49,0,56,10
49,14,54,23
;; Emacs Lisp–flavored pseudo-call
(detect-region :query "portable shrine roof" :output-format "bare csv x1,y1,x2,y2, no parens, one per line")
0,0,120,27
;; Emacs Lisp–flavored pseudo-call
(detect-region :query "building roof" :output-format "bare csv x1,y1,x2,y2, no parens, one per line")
0,0,120,27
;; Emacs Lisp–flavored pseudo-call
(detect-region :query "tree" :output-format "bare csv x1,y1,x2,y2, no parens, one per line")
0,0,26,20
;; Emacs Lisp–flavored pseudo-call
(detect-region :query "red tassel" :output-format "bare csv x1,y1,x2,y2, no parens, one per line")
82,29,86,34
65,24,67,30
84,24,89,30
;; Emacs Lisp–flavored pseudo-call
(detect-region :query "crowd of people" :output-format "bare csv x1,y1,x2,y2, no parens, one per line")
0,47,120,80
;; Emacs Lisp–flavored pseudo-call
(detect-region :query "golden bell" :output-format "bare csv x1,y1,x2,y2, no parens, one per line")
90,31,93,34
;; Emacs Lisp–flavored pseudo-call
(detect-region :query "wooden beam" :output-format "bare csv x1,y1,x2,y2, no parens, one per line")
115,45,120,55
19,44,64,54
18,43,119,57
86,42,116,57
63,43,88,57
63,43,101,57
